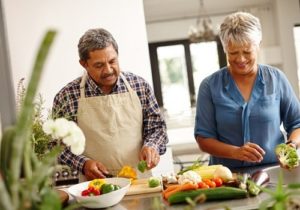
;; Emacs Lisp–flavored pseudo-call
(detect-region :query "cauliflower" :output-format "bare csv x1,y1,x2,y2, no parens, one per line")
178,170,201,185
275,143,299,169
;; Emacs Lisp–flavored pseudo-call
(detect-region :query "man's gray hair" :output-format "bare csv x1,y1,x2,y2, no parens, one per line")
78,28,119,61
219,12,262,52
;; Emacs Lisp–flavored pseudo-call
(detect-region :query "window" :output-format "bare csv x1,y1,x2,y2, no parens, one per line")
149,38,226,117
294,24,300,96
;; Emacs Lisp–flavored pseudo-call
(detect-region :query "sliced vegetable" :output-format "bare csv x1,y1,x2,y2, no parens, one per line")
168,186,248,204
137,160,148,173
117,165,137,180
148,177,161,188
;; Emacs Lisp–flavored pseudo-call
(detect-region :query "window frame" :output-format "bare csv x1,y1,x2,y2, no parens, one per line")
148,37,226,108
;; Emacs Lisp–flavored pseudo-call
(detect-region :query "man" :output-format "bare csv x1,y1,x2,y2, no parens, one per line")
53,28,168,180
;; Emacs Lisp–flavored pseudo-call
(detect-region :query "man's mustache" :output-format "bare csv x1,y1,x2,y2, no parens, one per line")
101,72,115,79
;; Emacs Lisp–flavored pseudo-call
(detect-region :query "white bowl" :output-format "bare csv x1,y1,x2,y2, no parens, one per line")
68,177,131,209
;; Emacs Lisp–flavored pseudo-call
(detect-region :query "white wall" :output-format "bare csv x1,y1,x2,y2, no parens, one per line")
2,0,151,110
274,0,300,96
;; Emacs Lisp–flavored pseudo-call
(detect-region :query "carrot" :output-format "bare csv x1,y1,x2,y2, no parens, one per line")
162,184,181,198
164,183,198,199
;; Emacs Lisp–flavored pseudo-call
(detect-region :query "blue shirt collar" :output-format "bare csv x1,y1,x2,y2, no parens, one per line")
223,64,265,91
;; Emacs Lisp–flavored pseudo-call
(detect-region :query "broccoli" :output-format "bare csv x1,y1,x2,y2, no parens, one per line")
137,160,148,173
275,143,299,169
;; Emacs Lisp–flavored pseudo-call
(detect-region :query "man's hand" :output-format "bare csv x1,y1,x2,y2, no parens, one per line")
235,142,265,163
83,159,109,180
139,146,160,169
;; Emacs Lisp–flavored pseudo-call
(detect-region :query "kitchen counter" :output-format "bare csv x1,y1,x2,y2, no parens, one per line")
67,163,285,210
72,190,272,210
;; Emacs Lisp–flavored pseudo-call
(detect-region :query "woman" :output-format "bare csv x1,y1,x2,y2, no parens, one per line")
194,12,300,169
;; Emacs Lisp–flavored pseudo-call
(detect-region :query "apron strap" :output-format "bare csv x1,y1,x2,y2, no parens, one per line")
79,72,132,99
79,73,88,99
120,73,133,92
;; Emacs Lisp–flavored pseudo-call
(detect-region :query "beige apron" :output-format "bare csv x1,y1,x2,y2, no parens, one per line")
77,73,145,180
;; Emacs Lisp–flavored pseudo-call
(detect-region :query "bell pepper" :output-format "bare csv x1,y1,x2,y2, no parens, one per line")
117,165,137,180
88,179,106,190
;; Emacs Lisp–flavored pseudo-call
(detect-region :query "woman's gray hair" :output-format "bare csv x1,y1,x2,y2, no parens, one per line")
78,28,119,61
219,12,262,52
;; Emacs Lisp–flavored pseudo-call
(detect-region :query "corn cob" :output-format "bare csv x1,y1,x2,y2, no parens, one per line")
192,164,222,179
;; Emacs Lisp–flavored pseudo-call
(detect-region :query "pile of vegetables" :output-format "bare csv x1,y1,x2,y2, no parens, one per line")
81,179,121,196
162,163,271,205
162,170,247,204
275,143,299,169
163,168,233,201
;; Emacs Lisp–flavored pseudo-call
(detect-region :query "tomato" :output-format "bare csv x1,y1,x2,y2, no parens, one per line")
91,187,100,196
213,177,223,187
203,179,216,188
81,189,90,196
101,184,116,194
81,186,101,196
209,180,216,188
197,181,209,189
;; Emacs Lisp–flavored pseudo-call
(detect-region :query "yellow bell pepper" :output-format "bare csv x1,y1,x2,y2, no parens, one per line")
88,179,106,190
117,165,137,180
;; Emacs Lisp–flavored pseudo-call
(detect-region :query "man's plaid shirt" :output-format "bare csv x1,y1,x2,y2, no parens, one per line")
52,71,168,173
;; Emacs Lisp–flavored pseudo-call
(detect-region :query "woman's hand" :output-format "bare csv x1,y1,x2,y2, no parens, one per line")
235,142,265,163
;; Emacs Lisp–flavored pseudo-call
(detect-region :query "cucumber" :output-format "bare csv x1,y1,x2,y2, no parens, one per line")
168,186,247,204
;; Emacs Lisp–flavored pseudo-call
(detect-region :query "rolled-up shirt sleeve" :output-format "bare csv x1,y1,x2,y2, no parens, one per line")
279,70,300,135
141,82,168,155
58,147,89,173
194,76,217,139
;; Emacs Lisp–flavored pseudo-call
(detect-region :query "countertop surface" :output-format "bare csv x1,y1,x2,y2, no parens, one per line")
65,163,284,210
72,191,272,210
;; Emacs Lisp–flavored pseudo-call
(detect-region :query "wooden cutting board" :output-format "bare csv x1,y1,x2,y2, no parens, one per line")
126,178,162,195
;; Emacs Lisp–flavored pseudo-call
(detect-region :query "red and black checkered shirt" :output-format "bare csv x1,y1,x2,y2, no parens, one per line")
52,71,168,173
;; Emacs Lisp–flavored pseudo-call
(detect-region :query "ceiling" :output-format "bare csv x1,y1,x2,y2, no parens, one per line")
143,0,271,23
